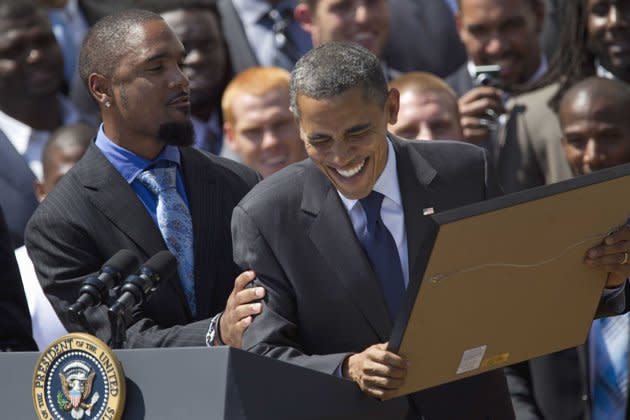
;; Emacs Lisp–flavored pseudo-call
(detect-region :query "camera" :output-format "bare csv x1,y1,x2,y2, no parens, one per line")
473,64,502,87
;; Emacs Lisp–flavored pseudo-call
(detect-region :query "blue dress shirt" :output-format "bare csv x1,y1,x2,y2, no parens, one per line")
94,125,190,227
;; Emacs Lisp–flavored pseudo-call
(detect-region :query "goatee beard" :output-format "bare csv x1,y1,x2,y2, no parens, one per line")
157,120,195,147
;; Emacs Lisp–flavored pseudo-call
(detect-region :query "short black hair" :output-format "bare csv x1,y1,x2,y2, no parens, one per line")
290,42,388,117
78,9,163,86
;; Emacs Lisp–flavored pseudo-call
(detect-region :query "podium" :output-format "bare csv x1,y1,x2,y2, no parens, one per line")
2,346,409,419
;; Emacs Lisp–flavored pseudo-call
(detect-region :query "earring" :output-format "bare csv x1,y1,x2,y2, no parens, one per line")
105,101,111,108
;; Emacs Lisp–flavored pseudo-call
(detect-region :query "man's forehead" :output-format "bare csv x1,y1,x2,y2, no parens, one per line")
119,20,184,63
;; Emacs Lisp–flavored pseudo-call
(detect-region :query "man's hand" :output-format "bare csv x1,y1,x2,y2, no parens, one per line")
218,270,266,348
342,342,407,400
458,86,505,144
585,225,630,288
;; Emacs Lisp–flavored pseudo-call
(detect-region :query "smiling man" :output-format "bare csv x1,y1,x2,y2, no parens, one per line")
447,0,546,146
234,42,514,418
234,42,630,419
26,9,263,349
222,66,306,178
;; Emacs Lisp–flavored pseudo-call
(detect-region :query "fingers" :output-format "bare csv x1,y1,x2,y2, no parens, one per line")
233,270,256,292
584,226,630,288
347,343,408,400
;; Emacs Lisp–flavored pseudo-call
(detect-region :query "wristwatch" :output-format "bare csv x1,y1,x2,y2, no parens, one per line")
206,312,225,347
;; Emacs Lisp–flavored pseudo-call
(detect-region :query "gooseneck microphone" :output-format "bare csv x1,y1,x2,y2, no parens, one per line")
108,250,177,315
68,250,139,321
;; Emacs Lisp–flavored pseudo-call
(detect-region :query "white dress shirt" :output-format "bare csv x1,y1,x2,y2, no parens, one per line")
0,95,82,180
337,139,410,287
15,246,67,350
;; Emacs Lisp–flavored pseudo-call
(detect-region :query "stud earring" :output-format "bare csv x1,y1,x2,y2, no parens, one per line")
105,101,111,108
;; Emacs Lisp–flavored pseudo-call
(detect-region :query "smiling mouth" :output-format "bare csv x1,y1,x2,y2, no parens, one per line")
167,93,190,106
335,159,366,178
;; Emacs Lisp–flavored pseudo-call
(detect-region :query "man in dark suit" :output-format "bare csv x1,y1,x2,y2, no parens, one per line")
235,42,630,419
0,206,37,351
26,9,264,348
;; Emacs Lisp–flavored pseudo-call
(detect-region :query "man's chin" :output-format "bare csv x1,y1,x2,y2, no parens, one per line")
157,120,195,147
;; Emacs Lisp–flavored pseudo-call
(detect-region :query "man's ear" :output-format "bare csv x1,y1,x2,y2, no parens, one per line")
34,180,46,203
88,73,112,109
295,3,314,34
386,88,400,125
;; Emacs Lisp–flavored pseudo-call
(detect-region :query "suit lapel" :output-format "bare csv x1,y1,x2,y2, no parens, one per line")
302,163,392,341
391,138,439,289
79,143,165,258
180,147,217,318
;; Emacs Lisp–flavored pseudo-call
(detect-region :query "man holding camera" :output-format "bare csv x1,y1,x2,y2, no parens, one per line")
446,0,547,149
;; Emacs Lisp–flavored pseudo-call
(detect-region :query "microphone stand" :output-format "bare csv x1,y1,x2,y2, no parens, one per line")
108,305,132,349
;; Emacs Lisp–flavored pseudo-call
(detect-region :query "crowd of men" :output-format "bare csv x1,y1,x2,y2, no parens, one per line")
2,0,630,418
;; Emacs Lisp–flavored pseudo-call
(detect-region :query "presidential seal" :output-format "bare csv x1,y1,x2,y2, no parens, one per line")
33,333,126,420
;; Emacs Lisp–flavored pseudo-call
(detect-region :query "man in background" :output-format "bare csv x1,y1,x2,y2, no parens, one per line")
222,66,306,177
447,0,546,148
507,76,630,420
295,0,399,79
0,0,87,248
16,123,94,350
388,72,464,141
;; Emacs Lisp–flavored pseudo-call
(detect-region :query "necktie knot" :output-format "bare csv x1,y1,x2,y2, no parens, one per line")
360,191,385,231
137,166,177,195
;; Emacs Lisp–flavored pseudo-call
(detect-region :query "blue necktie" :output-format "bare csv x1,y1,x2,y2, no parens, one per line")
359,191,405,320
137,166,196,316
593,313,629,420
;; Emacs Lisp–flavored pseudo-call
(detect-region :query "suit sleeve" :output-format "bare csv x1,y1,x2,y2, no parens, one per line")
234,205,351,375
504,363,544,420
26,204,209,348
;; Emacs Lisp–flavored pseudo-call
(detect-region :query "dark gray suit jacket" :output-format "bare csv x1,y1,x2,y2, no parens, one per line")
0,132,38,249
383,0,466,77
26,142,259,348
217,0,259,75
506,346,593,420
445,64,474,97
0,206,37,351
235,136,515,419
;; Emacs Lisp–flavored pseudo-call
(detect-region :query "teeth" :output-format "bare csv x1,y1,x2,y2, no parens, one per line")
336,159,365,178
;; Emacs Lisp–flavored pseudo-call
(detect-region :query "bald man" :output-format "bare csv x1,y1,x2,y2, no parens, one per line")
389,72,464,141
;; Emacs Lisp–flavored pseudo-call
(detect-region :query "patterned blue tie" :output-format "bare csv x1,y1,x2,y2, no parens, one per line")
359,191,405,320
137,166,196,316
593,313,629,420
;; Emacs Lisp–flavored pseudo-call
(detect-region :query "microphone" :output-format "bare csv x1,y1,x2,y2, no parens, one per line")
68,250,139,321
108,251,177,315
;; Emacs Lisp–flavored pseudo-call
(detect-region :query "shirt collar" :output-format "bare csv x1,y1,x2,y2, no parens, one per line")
0,94,81,155
338,138,402,211
94,124,181,184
